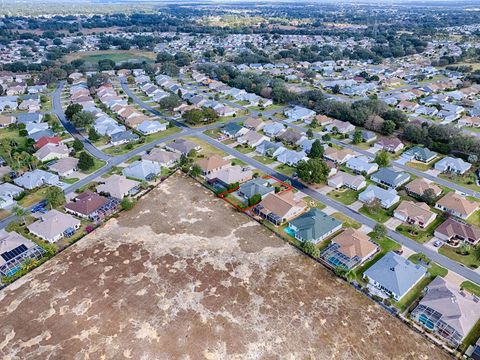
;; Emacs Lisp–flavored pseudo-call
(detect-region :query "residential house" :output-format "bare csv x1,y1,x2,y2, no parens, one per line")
255,140,283,157
238,178,275,200
323,147,356,165
276,149,307,166
26,122,48,135
435,192,479,219
0,115,16,128
0,183,23,209
34,143,69,162
27,209,81,243
284,106,316,123
17,113,43,124
165,139,201,155
370,168,410,189
321,228,378,269
237,130,269,148
110,131,139,146
327,171,366,191
0,230,45,277
402,147,438,163
35,136,61,150
221,123,248,139
411,277,480,347
122,160,161,181
137,120,167,135
206,165,253,186
253,190,308,225
196,155,230,176
434,218,480,246
458,116,480,128
288,209,342,244
374,138,404,153
405,178,442,199
48,157,79,177
363,251,427,301
65,191,115,221
435,157,471,175
14,169,59,190
243,118,265,131
325,120,355,134
359,185,400,209
278,128,305,145
0,96,18,112
346,156,378,175
263,122,285,137
96,175,140,199
142,148,181,168
394,200,437,228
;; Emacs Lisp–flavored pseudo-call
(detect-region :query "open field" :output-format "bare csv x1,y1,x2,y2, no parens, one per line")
0,174,450,359
64,50,156,65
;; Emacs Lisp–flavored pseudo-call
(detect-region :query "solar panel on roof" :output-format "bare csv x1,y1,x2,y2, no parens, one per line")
1,244,28,262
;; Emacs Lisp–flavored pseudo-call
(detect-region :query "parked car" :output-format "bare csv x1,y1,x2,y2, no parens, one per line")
433,240,442,247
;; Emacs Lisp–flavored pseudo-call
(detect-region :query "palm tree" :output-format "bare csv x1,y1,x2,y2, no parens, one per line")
13,205,29,225
0,138,12,164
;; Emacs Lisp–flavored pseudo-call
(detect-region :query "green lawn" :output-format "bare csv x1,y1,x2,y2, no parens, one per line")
439,171,480,192
467,210,480,227
204,128,222,139
461,281,480,297
439,244,479,269
126,155,141,164
396,215,444,244
406,161,432,172
253,155,275,165
0,126,28,167
144,126,181,143
396,276,433,312
274,164,296,177
327,189,358,205
234,145,254,154
81,157,106,174
461,319,480,352
18,187,49,207
60,177,79,184
65,50,156,65
331,212,361,229
359,205,391,223
408,253,448,277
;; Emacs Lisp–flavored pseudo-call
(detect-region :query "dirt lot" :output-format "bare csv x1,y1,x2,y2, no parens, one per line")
0,173,450,359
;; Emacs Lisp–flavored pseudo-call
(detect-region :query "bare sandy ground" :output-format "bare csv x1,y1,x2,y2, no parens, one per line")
0,173,450,360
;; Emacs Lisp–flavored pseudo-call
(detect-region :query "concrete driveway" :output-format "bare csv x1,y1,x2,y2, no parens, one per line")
385,217,402,230
350,201,363,211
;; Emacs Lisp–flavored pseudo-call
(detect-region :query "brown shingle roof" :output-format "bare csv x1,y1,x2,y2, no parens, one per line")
436,192,479,218
196,155,230,172
331,228,378,259
405,178,442,197
65,191,108,216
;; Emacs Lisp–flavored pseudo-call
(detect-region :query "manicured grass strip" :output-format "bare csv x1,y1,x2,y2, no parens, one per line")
408,253,448,277
359,205,391,223
331,212,361,229
253,155,275,165
461,281,480,297
438,245,479,269
396,276,433,312
274,164,296,177
327,189,358,205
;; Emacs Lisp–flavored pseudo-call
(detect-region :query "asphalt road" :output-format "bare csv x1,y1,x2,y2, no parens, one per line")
263,114,480,200
52,83,112,161
197,133,480,285
5,79,480,286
